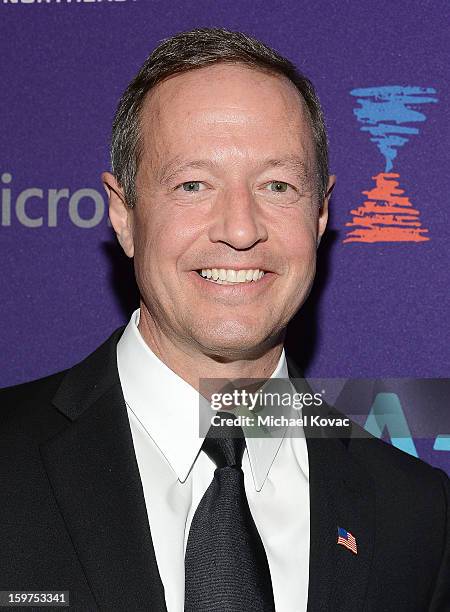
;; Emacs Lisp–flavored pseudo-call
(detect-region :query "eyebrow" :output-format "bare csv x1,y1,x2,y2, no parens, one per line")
157,154,311,185
260,155,311,184
158,157,220,184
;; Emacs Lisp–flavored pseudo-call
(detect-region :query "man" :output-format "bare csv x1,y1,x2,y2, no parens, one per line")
0,28,448,612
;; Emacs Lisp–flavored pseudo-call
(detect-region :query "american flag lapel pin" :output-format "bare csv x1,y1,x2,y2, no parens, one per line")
337,526,358,554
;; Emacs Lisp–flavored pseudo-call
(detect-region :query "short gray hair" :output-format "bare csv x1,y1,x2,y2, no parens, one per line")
111,28,329,208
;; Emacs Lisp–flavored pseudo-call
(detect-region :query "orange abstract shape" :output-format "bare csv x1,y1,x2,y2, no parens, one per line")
343,172,430,243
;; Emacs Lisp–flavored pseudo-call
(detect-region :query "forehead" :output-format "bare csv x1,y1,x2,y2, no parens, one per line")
139,62,314,168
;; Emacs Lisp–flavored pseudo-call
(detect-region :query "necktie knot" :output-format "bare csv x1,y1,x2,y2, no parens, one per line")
201,410,246,469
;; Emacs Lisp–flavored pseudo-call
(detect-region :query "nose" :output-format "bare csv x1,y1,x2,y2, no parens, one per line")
208,186,268,250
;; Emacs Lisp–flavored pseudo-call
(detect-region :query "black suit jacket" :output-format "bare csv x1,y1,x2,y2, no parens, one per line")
1,327,449,611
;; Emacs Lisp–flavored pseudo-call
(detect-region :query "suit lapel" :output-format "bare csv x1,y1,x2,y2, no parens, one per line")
40,328,167,611
287,355,375,612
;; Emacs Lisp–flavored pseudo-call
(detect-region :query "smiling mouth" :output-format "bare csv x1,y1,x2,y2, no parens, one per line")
196,268,266,285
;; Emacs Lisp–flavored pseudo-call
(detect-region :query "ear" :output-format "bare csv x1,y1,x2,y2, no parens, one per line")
101,172,134,258
317,175,336,248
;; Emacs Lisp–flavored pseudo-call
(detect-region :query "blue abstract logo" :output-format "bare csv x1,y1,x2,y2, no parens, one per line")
351,85,438,171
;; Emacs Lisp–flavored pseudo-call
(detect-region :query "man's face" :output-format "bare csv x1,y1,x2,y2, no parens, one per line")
114,63,331,358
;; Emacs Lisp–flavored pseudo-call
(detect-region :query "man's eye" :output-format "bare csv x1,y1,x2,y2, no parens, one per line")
179,181,202,192
267,181,289,193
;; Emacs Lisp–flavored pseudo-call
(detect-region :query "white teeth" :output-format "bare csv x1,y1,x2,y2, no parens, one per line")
199,268,266,284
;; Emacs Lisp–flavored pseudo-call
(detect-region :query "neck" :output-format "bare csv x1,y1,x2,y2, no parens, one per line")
137,304,285,393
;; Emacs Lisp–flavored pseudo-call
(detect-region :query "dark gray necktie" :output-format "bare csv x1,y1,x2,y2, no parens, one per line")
184,411,276,611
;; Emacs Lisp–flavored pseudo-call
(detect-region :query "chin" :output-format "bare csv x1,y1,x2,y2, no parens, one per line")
190,318,279,359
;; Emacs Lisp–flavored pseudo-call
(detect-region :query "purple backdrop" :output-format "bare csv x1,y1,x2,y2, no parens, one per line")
1,0,449,472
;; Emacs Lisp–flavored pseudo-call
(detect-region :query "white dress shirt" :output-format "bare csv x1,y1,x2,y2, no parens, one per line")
117,308,310,612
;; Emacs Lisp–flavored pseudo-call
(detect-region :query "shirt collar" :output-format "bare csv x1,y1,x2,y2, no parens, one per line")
117,308,299,490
